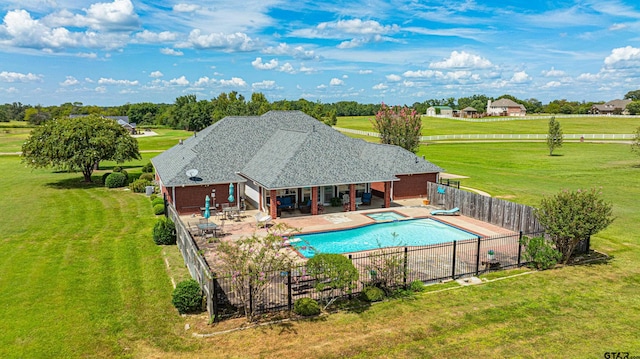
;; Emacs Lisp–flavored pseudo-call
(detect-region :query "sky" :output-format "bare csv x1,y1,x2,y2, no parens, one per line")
1,0,640,107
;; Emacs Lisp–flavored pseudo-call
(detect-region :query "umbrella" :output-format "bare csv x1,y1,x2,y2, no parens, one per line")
204,195,211,220
228,183,235,204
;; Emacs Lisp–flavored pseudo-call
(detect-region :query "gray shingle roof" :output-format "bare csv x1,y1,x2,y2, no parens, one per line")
152,111,443,189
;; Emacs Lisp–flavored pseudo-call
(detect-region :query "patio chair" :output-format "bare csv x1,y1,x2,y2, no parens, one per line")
255,212,272,228
361,192,372,205
430,207,460,216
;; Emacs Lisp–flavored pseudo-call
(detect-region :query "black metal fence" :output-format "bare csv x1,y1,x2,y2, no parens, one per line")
209,230,542,321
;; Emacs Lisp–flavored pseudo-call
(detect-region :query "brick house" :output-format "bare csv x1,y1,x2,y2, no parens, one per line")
151,111,443,220
486,99,526,116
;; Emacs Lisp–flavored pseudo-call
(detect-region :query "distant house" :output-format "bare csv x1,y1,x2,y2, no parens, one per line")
69,115,137,134
151,111,443,220
590,99,632,115
486,99,526,117
426,106,453,117
460,107,478,118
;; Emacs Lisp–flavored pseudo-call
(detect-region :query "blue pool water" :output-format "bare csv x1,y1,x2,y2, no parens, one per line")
294,218,478,258
365,211,407,221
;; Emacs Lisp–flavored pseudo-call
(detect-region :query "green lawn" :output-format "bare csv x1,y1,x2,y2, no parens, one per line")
1,127,640,357
338,115,640,136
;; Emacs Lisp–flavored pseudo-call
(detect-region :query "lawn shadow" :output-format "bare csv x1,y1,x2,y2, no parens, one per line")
45,176,105,189
568,250,613,266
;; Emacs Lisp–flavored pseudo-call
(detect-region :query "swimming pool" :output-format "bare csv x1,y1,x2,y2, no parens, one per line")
293,218,478,258
365,211,407,221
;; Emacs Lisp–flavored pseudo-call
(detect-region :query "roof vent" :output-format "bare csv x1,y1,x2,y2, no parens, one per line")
179,139,183,145
415,156,419,163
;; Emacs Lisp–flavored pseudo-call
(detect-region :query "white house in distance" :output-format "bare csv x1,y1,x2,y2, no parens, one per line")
486,99,527,117
426,106,454,117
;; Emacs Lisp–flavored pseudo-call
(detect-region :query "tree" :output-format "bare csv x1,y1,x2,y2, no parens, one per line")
215,223,299,320
632,126,640,157
306,253,359,309
371,103,422,153
21,115,141,182
626,101,640,115
624,89,640,101
547,116,563,156
535,188,614,263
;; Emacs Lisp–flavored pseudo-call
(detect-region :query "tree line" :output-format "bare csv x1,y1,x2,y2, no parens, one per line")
3,90,640,130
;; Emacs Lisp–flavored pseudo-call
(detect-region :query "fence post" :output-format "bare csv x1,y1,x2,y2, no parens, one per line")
348,254,353,300
586,235,591,253
451,240,457,279
287,269,292,312
163,193,168,218
211,275,219,323
517,231,523,267
475,236,481,276
403,247,408,288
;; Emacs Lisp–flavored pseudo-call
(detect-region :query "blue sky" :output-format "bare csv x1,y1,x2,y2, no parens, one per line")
1,0,640,106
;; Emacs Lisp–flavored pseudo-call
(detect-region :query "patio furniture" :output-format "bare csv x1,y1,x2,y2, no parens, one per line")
276,196,295,212
255,212,272,227
361,192,372,205
299,199,312,214
430,207,460,216
198,219,219,236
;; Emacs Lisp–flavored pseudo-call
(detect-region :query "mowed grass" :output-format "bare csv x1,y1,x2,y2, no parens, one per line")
338,115,640,136
2,129,640,357
0,156,197,358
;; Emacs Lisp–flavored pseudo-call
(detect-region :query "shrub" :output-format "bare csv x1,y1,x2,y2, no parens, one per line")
142,161,154,173
293,297,321,316
152,217,175,245
361,286,385,302
104,172,127,188
129,178,152,193
113,166,123,172
101,172,112,184
330,197,342,207
521,235,562,270
149,193,158,201
307,253,359,308
153,203,165,215
151,197,164,206
409,280,425,292
139,172,155,182
172,279,203,314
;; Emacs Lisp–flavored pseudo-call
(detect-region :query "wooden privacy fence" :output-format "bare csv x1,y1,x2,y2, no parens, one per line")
427,182,543,233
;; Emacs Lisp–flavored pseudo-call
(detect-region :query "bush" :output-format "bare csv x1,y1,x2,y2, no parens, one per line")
101,172,112,184
139,172,155,182
409,280,425,292
153,203,165,215
521,235,562,270
151,197,164,206
142,161,154,173
361,286,385,302
172,279,203,314
149,193,158,201
129,178,152,193
330,197,342,207
152,217,175,245
104,172,127,188
293,297,321,316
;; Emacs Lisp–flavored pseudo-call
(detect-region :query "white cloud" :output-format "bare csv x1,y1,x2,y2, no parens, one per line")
173,3,201,13
263,43,319,60
135,30,178,43
169,76,189,86
511,71,531,83
330,78,344,86
609,23,627,31
402,80,415,87
95,86,107,93
149,71,163,78
252,57,278,70
252,80,278,90
542,81,562,88
403,69,439,78
180,29,256,51
220,77,247,87
0,71,42,82
430,51,492,69
193,76,212,87
278,63,295,73
359,70,373,74
542,67,566,77
338,38,366,49
160,48,183,56
604,46,640,68
577,72,600,81
317,84,327,89
82,0,140,31
98,77,139,86
76,52,97,58
386,74,402,82
60,76,79,86
317,19,399,36
373,83,388,90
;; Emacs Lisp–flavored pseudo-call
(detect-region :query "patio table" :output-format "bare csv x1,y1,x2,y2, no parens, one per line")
197,222,219,236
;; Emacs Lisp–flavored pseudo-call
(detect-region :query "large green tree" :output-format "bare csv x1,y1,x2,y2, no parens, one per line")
535,188,613,263
371,103,422,153
632,126,640,157
547,116,563,156
21,115,141,182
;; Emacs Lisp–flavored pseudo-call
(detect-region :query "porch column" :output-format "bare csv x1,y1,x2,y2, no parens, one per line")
269,189,278,219
384,181,391,208
311,186,318,215
349,184,356,211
